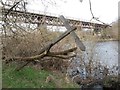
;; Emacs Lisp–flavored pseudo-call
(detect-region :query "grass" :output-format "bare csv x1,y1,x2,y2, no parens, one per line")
2,63,79,88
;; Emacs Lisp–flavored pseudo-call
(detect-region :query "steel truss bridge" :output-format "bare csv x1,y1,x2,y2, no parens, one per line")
2,8,109,30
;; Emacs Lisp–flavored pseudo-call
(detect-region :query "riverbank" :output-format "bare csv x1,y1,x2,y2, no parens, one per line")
3,63,119,89
81,36,118,42
2,63,79,88
96,38,118,42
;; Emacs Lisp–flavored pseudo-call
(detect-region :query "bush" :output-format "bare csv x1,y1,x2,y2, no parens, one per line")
2,27,74,72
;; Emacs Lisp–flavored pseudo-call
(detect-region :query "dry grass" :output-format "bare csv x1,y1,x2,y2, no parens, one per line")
2,27,75,72
101,20,119,40
2,28,62,57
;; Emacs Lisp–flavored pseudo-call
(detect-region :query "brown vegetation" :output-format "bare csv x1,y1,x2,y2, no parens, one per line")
2,27,77,71
100,20,119,40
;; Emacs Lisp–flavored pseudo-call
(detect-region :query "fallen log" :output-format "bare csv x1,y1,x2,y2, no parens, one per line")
46,47,77,55
46,54,76,59
7,47,77,61
13,47,77,71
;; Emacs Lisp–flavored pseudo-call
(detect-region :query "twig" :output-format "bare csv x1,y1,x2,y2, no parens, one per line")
5,0,23,16
0,0,4,5
15,61,30,71
89,0,94,18
89,0,110,27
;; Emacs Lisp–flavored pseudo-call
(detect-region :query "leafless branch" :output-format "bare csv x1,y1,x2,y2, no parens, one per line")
5,0,23,16
0,0,4,5
89,0,110,26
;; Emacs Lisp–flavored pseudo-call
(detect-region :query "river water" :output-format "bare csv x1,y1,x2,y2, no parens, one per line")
94,41,118,68
68,41,118,89
67,41,118,78
83,41,118,68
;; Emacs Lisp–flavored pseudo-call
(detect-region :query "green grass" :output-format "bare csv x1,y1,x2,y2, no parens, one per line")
2,63,79,88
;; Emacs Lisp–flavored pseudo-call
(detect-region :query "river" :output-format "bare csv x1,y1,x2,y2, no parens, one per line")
83,41,118,68
94,41,118,68
68,41,118,89
67,41,118,78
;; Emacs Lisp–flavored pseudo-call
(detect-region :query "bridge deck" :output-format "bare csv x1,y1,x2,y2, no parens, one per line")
2,8,108,29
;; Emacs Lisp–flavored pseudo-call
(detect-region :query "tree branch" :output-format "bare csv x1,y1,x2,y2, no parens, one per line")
47,47,77,55
59,15,86,51
5,0,23,16
6,47,77,61
46,54,76,59
38,25,76,55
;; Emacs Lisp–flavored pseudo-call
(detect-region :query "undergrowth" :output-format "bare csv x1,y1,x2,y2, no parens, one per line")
2,63,79,88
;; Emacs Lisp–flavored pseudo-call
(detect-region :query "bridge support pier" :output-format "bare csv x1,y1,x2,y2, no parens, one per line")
93,27,102,35
37,23,47,30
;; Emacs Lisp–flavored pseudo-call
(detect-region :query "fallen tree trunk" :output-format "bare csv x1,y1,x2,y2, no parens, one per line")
13,47,77,71
7,47,77,61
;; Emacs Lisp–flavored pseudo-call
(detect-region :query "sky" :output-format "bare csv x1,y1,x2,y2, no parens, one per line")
26,0,120,24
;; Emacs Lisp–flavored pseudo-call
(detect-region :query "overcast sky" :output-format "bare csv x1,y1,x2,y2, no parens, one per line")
24,0,120,24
